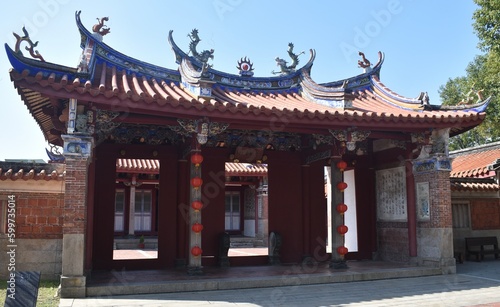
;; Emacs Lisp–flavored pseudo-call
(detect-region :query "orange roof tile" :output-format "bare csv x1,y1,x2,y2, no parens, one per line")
114,159,267,177
450,180,499,192
4,11,489,146
225,163,268,176
116,159,160,174
450,142,500,178
0,162,65,181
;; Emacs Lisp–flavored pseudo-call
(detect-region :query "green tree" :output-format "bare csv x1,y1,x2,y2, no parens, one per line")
439,1,500,150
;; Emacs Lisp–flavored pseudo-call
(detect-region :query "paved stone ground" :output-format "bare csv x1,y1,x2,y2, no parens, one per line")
60,259,500,307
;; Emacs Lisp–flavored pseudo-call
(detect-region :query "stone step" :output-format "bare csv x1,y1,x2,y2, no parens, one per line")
86,265,443,297
114,238,158,250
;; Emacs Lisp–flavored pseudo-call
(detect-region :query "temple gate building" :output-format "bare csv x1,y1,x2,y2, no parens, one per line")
2,11,491,297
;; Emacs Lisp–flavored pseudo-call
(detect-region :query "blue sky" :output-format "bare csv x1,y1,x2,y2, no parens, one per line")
0,0,480,161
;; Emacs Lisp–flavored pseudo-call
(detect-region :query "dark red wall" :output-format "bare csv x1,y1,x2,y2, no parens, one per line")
267,151,304,264
200,147,228,266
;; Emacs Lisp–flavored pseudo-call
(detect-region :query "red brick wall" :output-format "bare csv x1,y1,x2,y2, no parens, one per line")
471,199,500,230
63,157,89,234
0,192,64,239
377,226,409,262
415,170,452,228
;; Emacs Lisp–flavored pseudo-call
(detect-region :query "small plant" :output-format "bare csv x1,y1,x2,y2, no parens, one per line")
138,235,145,249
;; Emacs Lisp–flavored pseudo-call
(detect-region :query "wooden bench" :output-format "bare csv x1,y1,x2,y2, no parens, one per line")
465,237,500,262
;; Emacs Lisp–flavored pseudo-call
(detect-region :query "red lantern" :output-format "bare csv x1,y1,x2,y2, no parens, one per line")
191,246,202,257
336,181,348,192
337,225,348,236
191,177,203,189
337,246,348,256
336,203,348,215
336,160,347,172
192,222,204,233
191,200,203,211
191,153,204,167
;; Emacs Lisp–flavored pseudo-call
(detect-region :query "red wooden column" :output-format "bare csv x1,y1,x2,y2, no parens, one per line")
301,164,311,260
406,160,417,257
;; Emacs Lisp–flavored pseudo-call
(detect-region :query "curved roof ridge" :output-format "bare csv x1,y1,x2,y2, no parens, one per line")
75,11,180,82
371,75,428,109
450,140,500,156
319,51,384,90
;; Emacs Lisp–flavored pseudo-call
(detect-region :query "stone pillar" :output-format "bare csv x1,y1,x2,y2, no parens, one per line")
330,160,348,269
188,150,203,275
60,134,93,298
412,156,455,273
256,180,268,243
128,175,136,236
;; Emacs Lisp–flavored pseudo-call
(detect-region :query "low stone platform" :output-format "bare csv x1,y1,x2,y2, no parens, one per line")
85,260,443,297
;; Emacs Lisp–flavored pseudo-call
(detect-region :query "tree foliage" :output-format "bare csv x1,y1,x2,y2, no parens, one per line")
438,0,500,150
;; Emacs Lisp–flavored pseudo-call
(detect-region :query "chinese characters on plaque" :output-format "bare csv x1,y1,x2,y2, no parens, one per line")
376,166,407,221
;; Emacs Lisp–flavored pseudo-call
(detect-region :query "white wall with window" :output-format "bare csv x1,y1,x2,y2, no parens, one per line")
225,191,240,231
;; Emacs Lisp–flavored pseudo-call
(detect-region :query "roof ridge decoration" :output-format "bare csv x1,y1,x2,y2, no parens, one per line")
92,16,110,39
187,29,214,76
75,11,180,82
237,57,254,77
272,43,304,75
168,29,315,92
357,52,371,72
12,26,45,62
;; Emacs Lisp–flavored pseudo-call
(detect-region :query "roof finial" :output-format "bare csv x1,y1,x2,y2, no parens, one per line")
188,29,214,75
237,57,254,77
357,51,371,72
272,42,304,75
92,17,110,36
12,26,45,62
458,84,484,105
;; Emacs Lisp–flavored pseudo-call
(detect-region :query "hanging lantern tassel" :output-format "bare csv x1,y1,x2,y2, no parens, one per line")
191,153,204,167
191,246,202,257
336,203,348,215
336,181,348,192
337,246,348,258
337,225,348,236
192,222,204,233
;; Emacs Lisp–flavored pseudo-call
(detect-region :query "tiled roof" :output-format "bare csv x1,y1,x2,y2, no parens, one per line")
0,162,65,181
450,180,499,192
4,11,489,147
115,159,267,176
225,163,268,176
449,142,500,193
116,159,160,174
450,142,500,178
